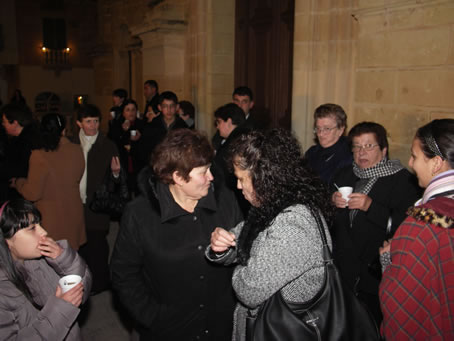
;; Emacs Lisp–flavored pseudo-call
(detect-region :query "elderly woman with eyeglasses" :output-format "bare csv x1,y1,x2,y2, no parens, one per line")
304,103,353,185
330,121,420,325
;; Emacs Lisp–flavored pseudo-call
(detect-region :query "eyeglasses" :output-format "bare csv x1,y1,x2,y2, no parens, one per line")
313,126,337,134
352,144,379,152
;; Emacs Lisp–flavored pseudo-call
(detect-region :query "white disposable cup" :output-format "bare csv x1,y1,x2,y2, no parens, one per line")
130,130,137,137
338,186,353,203
59,275,82,293
110,111,115,118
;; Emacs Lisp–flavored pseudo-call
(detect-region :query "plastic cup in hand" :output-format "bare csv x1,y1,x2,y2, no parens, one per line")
130,130,137,137
110,111,115,118
338,186,353,204
59,275,82,293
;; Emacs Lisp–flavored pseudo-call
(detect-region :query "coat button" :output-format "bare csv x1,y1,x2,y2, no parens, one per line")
199,275,204,280
193,216,197,221
197,245,203,251
204,330,209,334
199,304,205,309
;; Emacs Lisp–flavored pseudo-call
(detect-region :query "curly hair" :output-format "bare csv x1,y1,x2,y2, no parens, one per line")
228,129,334,265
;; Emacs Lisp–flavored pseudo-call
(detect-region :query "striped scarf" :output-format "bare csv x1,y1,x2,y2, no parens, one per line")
417,169,454,206
350,158,404,224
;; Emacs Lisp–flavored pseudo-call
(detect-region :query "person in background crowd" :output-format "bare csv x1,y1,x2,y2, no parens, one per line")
207,129,333,341
144,80,159,112
74,104,120,294
305,103,352,185
109,88,128,125
0,199,91,340
9,89,27,106
379,119,454,340
138,91,187,169
108,99,145,195
144,96,160,124
111,129,242,341
212,103,250,216
11,113,86,250
213,86,257,151
331,122,420,324
178,100,195,129
0,104,41,200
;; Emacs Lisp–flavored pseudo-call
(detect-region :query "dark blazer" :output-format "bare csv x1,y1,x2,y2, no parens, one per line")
331,165,420,296
111,167,243,341
138,115,188,167
305,136,353,185
74,133,119,232
212,126,251,216
108,117,145,193
0,123,41,200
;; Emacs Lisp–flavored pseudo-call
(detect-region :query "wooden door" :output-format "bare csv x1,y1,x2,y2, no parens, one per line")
235,0,294,129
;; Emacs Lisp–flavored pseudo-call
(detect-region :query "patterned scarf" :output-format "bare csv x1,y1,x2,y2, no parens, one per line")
350,158,404,224
416,169,454,206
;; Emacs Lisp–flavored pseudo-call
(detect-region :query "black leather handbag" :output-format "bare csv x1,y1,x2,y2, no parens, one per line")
89,167,129,219
246,211,380,341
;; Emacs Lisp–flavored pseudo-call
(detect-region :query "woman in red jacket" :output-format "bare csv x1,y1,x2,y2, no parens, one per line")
379,119,454,340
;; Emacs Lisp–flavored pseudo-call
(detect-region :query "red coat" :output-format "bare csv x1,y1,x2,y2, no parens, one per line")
379,197,454,340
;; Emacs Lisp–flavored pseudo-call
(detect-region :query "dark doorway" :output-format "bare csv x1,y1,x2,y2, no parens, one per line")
235,0,295,129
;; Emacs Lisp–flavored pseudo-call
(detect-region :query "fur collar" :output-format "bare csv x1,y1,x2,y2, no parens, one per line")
407,204,453,229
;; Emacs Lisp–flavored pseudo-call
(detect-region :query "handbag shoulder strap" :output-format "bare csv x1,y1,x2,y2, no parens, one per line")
311,209,333,263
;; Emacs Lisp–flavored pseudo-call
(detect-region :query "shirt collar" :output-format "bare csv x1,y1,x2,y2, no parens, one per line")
155,181,217,223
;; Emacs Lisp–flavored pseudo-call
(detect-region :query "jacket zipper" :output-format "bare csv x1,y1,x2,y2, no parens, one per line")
305,311,321,341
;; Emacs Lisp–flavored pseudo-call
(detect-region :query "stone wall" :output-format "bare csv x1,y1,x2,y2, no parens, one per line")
94,0,235,136
353,0,454,163
293,0,454,164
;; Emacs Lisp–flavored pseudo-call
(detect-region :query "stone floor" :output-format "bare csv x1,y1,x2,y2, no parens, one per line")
79,222,133,341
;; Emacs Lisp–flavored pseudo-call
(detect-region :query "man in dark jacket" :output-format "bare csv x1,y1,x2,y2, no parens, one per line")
0,103,41,200
138,91,188,167
111,129,243,341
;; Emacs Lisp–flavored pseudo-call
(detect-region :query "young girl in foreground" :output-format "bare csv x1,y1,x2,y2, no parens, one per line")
0,199,91,340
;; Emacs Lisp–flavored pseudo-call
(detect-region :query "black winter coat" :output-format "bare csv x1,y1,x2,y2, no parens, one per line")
331,165,420,296
110,167,243,341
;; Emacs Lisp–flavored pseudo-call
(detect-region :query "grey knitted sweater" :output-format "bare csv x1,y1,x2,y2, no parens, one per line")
207,204,332,341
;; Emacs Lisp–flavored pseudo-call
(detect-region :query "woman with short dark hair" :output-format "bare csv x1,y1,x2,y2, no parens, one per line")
331,121,420,324
111,129,243,341
379,119,454,340
207,129,333,341
11,114,86,250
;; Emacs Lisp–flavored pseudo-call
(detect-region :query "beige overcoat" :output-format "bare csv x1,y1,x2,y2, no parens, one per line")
16,137,86,249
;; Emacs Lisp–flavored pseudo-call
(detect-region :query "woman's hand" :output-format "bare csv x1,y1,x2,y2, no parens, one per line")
56,283,84,307
146,111,158,123
332,191,348,208
38,236,63,259
111,156,121,177
130,130,141,142
348,193,372,211
122,119,131,131
211,227,236,253
379,240,391,256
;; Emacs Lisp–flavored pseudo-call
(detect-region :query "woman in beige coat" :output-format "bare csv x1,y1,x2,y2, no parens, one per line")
11,114,85,250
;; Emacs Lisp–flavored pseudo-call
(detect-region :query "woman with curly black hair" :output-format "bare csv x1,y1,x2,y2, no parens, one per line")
207,129,333,341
